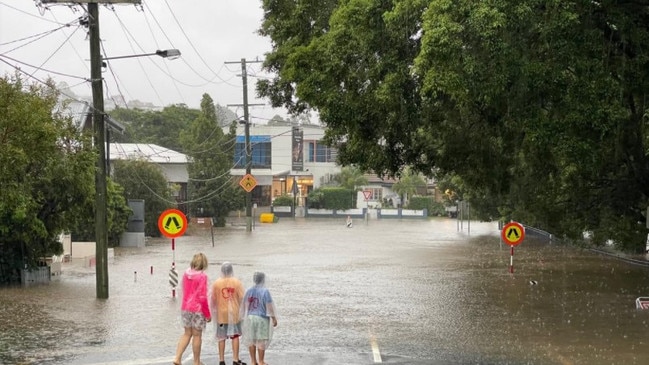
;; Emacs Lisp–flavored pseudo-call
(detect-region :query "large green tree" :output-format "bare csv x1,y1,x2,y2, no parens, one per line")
0,75,96,282
109,103,238,153
68,179,131,245
109,104,200,151
259,0,649,252
180,94,243,226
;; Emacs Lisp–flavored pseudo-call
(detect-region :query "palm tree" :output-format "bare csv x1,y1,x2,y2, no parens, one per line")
335,166,368,190
335,166,368,208
392,169,426,208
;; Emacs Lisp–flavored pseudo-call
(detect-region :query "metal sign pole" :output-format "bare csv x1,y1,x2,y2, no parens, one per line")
169,238,178,298
467,202,471,234
366,199,369,225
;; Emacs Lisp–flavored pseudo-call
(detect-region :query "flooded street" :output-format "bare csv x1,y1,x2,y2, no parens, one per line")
2,218,649,364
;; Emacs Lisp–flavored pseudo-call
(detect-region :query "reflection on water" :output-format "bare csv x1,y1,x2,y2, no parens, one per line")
1,219,649,364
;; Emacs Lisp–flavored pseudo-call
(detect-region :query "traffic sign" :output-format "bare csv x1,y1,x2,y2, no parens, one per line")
636,297,649,309
239,174,257,193
501,222,525,246
158,209,188,238
363,190,372,201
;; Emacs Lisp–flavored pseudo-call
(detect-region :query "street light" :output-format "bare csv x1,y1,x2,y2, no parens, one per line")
101,48,180,176
102,49,182,62
88,7,181,299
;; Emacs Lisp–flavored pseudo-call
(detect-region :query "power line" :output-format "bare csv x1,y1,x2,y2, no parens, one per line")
0,1,68,25
0,21,77,48
141,7,185,104
0,53,88,81
140,0,237,87
111,11,164,105
161,0,238,85
0,57,98,114
26,23,81,80
100,39,131,109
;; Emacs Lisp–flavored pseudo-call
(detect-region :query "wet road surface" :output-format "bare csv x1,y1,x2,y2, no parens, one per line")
2,218,649,364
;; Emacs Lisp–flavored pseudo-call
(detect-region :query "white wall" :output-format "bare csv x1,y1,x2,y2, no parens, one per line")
230,124,342,189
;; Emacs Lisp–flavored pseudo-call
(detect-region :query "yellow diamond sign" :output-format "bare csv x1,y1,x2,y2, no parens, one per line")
239,174,257,192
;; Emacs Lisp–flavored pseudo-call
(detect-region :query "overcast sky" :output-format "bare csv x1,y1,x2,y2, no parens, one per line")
0,0,289,123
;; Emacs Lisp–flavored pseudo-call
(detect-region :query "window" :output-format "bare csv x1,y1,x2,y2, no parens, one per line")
234,135,272,169
369,188,382,202
306,140,337,163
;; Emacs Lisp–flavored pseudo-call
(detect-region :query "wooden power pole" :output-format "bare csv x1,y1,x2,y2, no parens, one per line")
89,2,109,299
226,58,263,232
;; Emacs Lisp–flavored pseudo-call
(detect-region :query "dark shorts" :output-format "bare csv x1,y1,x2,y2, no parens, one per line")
216,322,242,340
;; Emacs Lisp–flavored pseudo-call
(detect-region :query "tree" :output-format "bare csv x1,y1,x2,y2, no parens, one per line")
258,0,649,252
111,159,174,237
334,165,367,208
0,75,96,283
392,169,426,207
180,94,243,226
334,165,368,190
109,104,200,151
69,179,131,244
109,103,238,153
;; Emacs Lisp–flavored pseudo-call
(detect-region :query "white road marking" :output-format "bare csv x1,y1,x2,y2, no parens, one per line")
82,356,174,365
371,336,382,363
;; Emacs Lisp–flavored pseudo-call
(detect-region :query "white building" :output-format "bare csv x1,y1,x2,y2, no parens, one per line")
228,122,341,207
108,143,189,207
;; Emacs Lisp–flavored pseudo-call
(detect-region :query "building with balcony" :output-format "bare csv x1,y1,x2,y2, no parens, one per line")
228,121,341,207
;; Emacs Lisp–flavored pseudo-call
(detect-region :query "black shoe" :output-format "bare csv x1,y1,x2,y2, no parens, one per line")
233,361,247,365
219,362,226,365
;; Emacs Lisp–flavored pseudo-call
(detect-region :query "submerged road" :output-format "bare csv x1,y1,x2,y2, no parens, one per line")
1,218,649,365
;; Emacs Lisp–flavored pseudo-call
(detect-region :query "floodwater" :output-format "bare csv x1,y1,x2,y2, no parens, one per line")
1,218,649,365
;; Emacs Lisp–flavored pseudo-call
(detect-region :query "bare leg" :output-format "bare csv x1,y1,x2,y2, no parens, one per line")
232,337,240,362
257,348,266,365
174,327,192,364
191,328,203,365
218,339,226,361
248,345,257,365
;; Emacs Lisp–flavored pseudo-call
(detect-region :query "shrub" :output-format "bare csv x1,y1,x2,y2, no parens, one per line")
272,194,294,207
408,196,445,216
307,187,354,210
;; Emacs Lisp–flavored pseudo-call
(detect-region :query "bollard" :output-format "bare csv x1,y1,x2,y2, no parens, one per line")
134,271,137,282
169,267,178,298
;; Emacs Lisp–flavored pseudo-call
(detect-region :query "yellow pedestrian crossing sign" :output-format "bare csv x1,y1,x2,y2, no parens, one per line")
501,222,525,246
158,209,187,238
239,174,257,192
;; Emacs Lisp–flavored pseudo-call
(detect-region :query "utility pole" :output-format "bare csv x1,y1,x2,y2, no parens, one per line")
226,58,263,232
241,59,253,232
89,3,109,299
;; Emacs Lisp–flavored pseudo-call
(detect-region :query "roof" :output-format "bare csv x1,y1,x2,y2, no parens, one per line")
109,143,188,164
365,174,398,185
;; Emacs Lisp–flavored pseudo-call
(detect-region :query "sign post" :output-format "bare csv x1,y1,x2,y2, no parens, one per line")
363,190,372,225
501,221,525,273
158,209,188,298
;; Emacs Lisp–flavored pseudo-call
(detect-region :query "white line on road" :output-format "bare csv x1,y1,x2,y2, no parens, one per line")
83,356,173,365
371,336,383,363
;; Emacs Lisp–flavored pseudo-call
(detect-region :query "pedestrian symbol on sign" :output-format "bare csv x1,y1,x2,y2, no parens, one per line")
158,209,188,238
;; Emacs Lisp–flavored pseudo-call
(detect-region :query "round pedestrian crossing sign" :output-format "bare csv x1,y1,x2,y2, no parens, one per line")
158,209,188,238
501,222,525,246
